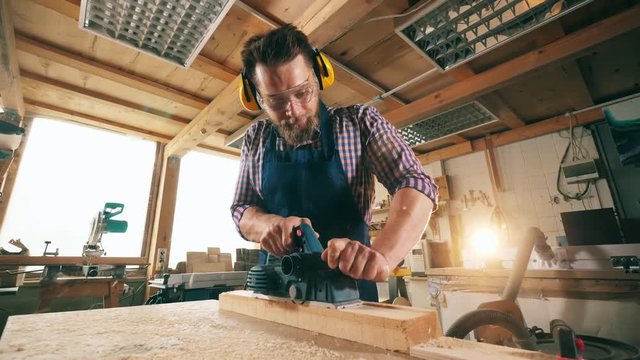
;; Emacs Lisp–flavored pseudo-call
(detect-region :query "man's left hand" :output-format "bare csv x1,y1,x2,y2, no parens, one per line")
321,239,390,282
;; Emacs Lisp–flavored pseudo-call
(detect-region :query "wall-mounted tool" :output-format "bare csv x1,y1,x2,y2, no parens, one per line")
245,223,361,308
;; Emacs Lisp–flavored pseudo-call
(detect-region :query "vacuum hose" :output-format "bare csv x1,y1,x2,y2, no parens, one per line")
445,309,538,351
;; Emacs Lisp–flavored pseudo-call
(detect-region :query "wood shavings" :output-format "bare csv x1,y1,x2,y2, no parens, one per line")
0,300,407,360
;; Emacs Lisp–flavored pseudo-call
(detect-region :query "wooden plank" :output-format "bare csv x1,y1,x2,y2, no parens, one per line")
0,300,409,359
21,71,191,125
422,267,640,281
219,290,441,353
165,74,243,157
24,99,173,143
483,137,504,193
145,155,180,297
0,117,32,230
417,141,473,164
531,21,593,111
236,1,405,109
0,0,25,117
411,338,555,360
140,143,164,260
487,107,604,148
480,93,525,128
324,1,409,64
384,5,640,128
417,106,605,165
190,55,238,84
15,34,209,110
0,256,147,266
293,0,385,49
448,134,468,144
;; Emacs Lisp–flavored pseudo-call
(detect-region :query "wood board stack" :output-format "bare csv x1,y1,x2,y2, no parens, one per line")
186,247,233,273
234,248,260,271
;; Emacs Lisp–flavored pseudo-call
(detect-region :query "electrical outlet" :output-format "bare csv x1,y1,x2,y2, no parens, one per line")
156,248,167,272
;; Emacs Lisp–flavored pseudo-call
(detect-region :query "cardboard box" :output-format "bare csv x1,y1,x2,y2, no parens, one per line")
208,254,219,263
207,247,221,256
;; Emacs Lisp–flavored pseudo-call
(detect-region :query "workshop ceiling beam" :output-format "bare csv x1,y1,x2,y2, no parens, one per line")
447,64,525,129
24,98,173,143
22,71,192,125
167,0,386,157
0,1,25,117
385,5,640,128
15,34,210,110
417,105,606,165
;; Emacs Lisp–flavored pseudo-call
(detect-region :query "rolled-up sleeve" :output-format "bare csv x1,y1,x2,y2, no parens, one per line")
361,105,438,208
230,123,264,233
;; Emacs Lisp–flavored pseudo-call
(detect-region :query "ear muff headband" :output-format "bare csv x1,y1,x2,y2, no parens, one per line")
238,48,335,111
239,69,260,111
313,49,334,91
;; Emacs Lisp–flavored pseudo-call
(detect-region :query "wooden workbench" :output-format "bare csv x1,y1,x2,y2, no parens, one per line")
0,300,409,359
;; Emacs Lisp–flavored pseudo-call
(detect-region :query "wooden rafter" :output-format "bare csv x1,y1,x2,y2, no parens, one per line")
24,99,173,143
236,1,405,108
418,106,606,165
531,22,594,111
22,71,191,125
15,34,210,110
167,0,387,157
385,5,640,128
293,0,384,49
0,1,25,117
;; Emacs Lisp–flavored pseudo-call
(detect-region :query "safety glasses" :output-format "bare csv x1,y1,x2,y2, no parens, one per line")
257,73,317,112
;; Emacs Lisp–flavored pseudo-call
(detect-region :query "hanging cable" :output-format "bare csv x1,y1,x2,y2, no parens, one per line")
556,113,592,201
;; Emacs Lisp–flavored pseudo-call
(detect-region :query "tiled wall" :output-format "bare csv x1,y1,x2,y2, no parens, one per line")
374,126,615,261
444,126,614,253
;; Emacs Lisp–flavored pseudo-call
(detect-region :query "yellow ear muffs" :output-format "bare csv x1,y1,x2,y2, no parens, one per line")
239,69,261,112
313,50,335,91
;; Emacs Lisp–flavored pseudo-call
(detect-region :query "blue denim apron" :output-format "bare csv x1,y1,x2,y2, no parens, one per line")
259,102,378,301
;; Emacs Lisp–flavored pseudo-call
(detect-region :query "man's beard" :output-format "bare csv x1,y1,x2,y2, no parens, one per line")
275,113,319,146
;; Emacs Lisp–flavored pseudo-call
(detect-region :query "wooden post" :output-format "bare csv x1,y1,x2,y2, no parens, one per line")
0,0,25,118
140,143,165,260
145,155,180,299
0,117,33,230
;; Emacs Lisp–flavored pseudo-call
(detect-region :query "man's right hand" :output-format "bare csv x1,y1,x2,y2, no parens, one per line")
258,216,313,257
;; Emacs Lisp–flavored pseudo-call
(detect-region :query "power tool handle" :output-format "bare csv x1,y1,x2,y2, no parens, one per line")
295,223,324,253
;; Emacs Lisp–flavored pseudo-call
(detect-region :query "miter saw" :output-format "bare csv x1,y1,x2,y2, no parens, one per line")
245,223,361,308
84,202,128,258
81,202,128,277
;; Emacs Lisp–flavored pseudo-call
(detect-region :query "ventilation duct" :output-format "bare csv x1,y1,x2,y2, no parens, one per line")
396,0,593,71
79,0,236,68
398,101,498,146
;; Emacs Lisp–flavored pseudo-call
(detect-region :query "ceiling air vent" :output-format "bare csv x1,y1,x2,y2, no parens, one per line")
398,101,498,147
396,0,592,71
79,0,236,68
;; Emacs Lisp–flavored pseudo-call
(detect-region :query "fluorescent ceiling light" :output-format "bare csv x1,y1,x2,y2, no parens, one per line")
79,0,236,68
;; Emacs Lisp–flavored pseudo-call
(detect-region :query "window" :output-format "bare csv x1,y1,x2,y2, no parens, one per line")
170,150,251,268
0,118,156,257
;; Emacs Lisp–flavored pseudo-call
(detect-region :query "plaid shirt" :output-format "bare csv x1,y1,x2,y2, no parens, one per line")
231,104,438,231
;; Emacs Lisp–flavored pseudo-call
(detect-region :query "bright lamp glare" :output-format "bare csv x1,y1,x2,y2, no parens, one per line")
472,228,498,257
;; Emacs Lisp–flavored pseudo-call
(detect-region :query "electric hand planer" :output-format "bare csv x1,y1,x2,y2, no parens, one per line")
245,223,361,308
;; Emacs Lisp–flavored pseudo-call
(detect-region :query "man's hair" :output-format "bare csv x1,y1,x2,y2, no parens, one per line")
241,24,315,84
